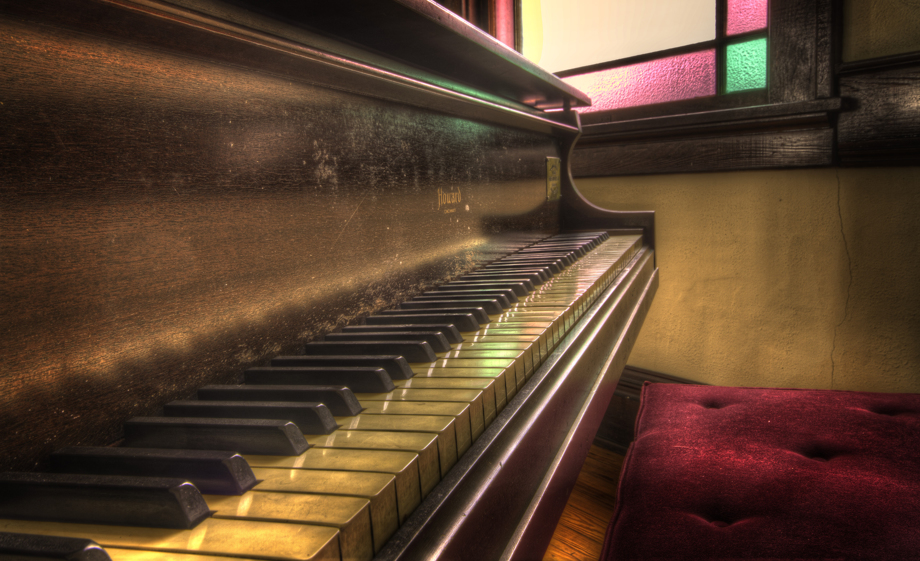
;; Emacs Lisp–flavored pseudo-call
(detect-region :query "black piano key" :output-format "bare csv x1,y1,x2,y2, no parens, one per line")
514,251,576,265
401,299,503,315
527,240,596,246
124,417,310,456
483,262,554,274
270,355,414,380
245,366,396,393
510,247,581,263
546,240,592,248
412,293,512,310
478,267,552,282
526,244,588,256
520,245,581,253
438,281,531,296
518,246,585,255
325,331,452,353
0,532,111,561
163,401,338,435
527,246,585,256
526,240,589,248
303,340,437,363
466,267,550,278
421,289,518,305
503,251,574,261
460,271,545,285
486,260,565,275
378,306,489,325
457,276,536,289
366,313,480,332
507,267,555,279
533,238,588,244
555,230,607,238
0,473,211,529
459,273,545,286
341,324,465,344
525,241,584,250
49,447,257,496
508,261,563,274
541,234,600,243
553,230,606,237
198,384,364,416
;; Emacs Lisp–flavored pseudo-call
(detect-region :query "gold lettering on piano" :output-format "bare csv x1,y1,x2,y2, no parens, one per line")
437,187,462,212
546,157,561,201
546,156,562,201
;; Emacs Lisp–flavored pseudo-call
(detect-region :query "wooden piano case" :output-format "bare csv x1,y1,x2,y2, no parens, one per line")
0,0,657,558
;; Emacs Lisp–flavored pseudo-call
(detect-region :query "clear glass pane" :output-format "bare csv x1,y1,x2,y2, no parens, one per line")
523,0,715,73
725,38,767,92
726,0,768,35
563,50,717,113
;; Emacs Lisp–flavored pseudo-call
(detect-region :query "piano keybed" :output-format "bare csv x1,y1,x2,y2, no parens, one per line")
0,232,642,561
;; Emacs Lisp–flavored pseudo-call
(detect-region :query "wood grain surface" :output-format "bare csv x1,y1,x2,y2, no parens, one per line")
543,446,624,561
0,4,561,472
839,67,920,166
572,128,834,177
770,0,818,103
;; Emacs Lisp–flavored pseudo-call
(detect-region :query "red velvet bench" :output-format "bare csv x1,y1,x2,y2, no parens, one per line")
601,383,920,560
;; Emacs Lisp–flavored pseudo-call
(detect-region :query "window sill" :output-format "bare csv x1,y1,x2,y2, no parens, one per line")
579,98,842,143
571,98,843,177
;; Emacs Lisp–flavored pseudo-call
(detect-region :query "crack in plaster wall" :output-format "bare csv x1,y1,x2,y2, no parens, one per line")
830,169,854,389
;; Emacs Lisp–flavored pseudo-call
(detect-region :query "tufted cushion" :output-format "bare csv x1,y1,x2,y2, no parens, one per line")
601,383,920,560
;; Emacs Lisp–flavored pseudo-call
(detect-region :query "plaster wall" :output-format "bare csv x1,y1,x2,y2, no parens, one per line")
576,168,920,393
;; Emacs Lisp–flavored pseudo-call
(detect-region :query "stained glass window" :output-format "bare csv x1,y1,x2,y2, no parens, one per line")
526,0,770,113
725,38,767,92
563,51,717,113
726,0,768,36
522,0,715,73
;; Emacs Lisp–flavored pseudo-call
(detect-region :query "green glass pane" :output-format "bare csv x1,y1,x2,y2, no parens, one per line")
725,38,767,93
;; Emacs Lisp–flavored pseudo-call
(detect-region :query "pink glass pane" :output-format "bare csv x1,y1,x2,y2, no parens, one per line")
563,50,716,113
727,0,768,35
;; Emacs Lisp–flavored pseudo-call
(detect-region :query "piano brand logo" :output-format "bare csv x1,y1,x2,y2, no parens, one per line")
546,157,561,201
437,187,462,212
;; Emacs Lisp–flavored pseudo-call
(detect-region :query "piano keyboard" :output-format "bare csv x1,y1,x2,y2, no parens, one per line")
0,232,642,561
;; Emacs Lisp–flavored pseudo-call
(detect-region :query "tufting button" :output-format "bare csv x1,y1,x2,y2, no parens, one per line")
698,506,739,528
871,407,904,416
798,444,838,462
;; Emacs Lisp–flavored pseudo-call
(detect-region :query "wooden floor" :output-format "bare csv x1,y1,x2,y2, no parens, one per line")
543,445,625,561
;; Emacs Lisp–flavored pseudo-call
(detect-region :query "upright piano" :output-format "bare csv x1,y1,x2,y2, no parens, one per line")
0,0,658,559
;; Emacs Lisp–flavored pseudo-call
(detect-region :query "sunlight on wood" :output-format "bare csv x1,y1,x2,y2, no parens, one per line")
543,446,624,561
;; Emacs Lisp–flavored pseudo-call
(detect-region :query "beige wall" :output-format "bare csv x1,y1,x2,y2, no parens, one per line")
577,168,920,393
843,0,920,61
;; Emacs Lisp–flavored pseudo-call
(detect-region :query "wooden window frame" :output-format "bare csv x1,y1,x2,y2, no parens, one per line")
555,0,769,100
835,30,920,167
566,0,842,176
435,0,521,50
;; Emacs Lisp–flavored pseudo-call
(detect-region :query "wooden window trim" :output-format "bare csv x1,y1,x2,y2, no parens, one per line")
435,0,520,50
569,0,843,176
